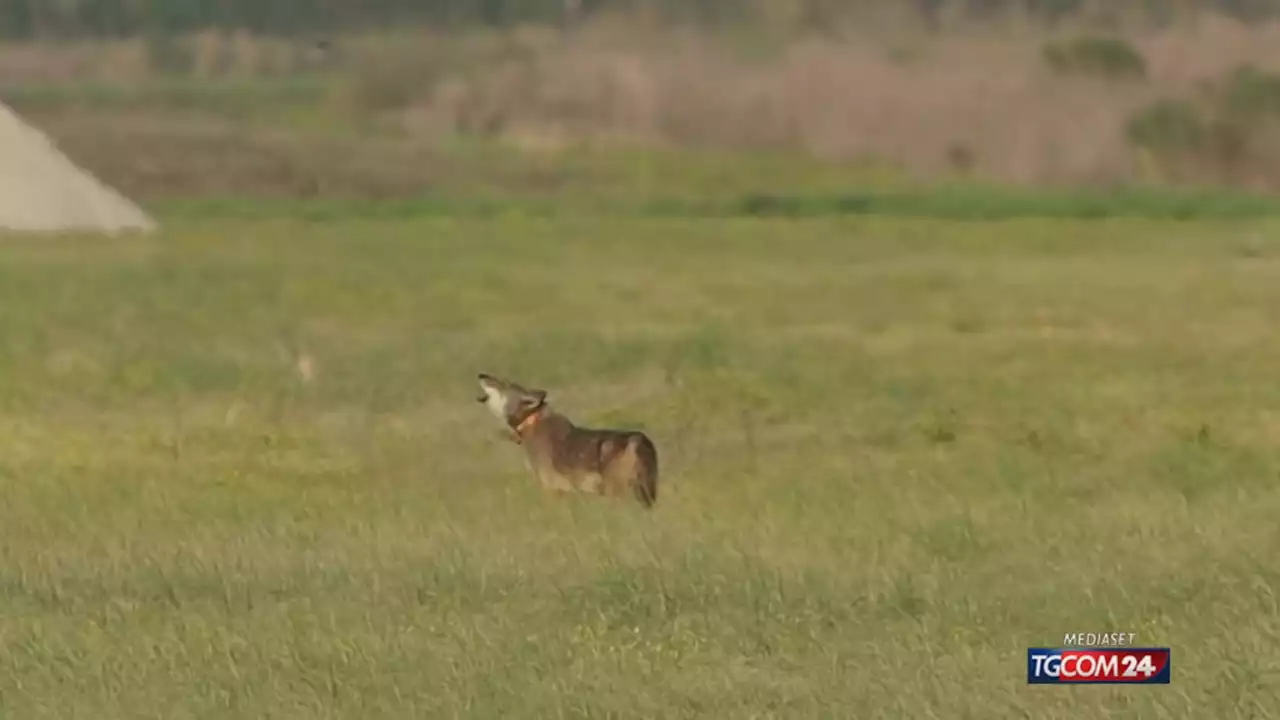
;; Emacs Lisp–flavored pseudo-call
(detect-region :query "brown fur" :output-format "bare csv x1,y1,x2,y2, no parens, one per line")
476,373,658,508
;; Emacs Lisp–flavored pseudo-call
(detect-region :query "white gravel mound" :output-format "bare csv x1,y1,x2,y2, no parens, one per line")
0,102,156,234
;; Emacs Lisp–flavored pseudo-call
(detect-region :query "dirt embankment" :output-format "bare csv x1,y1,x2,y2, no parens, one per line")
0,103,156,233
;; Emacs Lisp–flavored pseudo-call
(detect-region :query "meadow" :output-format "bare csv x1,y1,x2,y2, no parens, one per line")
2,205,1280,717
6,13,1280,715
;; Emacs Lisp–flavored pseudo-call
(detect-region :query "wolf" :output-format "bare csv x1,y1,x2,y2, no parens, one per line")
475,373,659,508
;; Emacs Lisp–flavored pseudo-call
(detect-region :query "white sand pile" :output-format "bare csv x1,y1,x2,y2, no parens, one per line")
0,102,156,234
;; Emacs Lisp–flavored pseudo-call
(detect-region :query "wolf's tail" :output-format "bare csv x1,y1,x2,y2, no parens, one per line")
631,433,659,509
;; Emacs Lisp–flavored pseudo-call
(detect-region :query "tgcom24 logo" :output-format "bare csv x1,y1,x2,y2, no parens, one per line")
1027,634,1171,685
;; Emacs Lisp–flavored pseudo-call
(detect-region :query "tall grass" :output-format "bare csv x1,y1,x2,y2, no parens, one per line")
10,16,1280,191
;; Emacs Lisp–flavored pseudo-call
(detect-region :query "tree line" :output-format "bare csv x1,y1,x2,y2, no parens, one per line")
1,0,1278,40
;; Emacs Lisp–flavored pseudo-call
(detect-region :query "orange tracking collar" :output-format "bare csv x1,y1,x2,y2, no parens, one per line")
513,407,545,439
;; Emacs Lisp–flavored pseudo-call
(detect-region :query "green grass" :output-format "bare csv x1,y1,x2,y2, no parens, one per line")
154,184,1280,222
1,214,1280,717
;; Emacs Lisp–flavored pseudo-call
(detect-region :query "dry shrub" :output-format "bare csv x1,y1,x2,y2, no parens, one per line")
1137,14,1280,84
396,33,1152,184
387,17,1280,186
330,45,434,116
10,14,1280,188
334,28,562,122
0,31,328,85
0,42,114,84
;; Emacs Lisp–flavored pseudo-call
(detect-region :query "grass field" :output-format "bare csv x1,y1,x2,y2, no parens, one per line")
2,211,1279,717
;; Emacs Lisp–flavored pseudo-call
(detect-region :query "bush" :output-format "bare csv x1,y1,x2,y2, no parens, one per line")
1220,65,1280,121
1043,36,1147,81
1126,100,1206,156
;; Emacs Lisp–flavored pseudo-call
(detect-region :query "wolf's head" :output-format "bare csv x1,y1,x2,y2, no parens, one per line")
476,373,548,429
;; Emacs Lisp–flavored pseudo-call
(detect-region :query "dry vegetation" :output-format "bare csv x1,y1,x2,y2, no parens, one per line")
6,15,1280,196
